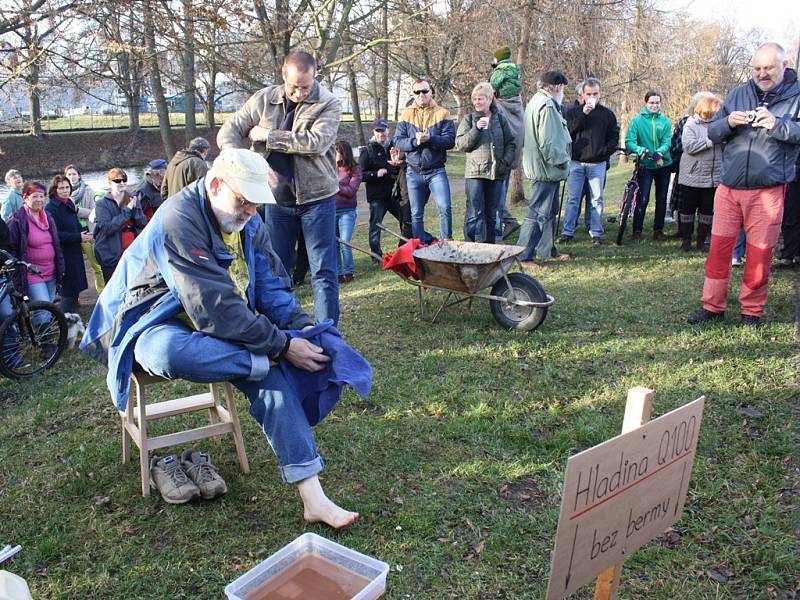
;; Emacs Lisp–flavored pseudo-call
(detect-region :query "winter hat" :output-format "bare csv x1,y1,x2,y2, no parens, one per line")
493,46,512,61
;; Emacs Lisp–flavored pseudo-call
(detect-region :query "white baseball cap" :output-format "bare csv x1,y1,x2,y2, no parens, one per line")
212,148,276,204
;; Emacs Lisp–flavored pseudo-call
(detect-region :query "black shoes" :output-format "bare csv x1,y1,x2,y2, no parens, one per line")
687,308,724,324
557,234,573,244
740,314,762,328
591,237,602,245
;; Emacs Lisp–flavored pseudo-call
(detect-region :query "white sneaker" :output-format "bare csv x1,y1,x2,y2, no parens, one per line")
731,257,743,267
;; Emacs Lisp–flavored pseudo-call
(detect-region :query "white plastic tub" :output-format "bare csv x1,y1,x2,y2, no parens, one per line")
224,532,389,600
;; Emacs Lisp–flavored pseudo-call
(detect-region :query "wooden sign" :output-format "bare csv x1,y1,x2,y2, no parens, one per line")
546,392,705,600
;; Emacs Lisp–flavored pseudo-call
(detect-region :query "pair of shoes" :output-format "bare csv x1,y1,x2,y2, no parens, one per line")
519,260,541,270
680,239,692,252
631,231,643,242
740,314,761,328
653,230,667,241
502,220,520,239
150,451,227,504
591,237,602,245
731,257,744,267
557,234,573,244
338,274,354,284
687,308,724,325
775,258,795,269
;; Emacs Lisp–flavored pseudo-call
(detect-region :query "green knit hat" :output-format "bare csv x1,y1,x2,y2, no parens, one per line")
493,46,511,61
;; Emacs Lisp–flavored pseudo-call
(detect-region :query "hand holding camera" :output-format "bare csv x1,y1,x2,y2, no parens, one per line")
752,106,776,130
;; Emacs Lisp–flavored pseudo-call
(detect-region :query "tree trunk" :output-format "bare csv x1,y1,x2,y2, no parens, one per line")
394,70,402,121
379,0,389,118
144,2,176,157
202,68,217,131
126,92,140,131
26,57,42,137
348,63,365,147
182,0,197,144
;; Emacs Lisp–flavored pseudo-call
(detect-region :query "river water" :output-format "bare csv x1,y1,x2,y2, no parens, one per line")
0,166,148,198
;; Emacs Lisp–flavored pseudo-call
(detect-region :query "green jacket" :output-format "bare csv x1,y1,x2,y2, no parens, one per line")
490,60,522,100
162,149,209,200
522,89,571,182
625,107,673,169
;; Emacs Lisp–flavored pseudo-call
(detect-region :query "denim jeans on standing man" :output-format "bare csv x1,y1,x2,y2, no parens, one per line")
517,180,562,261
335,208,357,276
134,320,323,484
368,200,401,257
263,198,339,325
561,160,606,239
406,167,452,240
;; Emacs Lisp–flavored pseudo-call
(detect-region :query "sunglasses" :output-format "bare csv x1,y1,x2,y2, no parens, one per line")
111,178,127,184
412,89,431,95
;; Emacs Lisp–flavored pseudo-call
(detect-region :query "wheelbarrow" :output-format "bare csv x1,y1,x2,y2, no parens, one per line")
338,226,554,331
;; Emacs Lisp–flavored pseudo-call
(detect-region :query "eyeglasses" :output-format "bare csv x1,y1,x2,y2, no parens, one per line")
220,178,258,210
412,89,431,95
111,178,127,184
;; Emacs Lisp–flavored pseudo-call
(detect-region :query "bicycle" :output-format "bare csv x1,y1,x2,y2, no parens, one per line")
0,249,68,380
614,152,645,245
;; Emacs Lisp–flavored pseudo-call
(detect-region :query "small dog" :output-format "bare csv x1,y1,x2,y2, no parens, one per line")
64,313,85,349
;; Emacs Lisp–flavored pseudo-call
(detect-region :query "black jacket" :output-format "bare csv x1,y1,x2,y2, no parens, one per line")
359,140,397,204
0,216,10,256
45,198,88,298
564,102,620,163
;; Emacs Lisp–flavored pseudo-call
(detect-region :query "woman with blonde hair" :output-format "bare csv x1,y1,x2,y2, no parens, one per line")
93,168,147,281
677,93,723,251
455,81,516,243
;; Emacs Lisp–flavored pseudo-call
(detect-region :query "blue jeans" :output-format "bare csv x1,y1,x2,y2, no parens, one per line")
134,320,323,484
27,279,57,327
335,208,356,275
634,166,670,234
263,198,339,325
518,180,562,260
464,178,502,243
562,160,606,238
406,167,452,240
733,229,746,261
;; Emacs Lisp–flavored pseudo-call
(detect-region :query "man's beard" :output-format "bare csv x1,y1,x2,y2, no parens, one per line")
212,205,251,233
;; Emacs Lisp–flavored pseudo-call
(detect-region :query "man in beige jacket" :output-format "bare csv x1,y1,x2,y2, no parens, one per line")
218,51,342,324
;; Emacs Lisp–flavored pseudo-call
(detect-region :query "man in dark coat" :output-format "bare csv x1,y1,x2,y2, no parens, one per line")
162,137,210,200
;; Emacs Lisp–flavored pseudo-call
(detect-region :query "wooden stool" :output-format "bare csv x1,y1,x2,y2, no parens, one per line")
121,372,250,496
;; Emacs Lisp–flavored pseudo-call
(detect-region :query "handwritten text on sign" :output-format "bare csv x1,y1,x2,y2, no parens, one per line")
546,397,705,600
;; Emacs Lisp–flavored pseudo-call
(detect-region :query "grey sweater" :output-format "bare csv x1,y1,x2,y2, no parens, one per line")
678,116,720,189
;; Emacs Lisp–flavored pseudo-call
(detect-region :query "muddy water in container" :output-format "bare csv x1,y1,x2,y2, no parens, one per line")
244,554,371,600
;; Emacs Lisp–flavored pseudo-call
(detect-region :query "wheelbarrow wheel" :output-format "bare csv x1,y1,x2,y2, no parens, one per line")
489,272,548,331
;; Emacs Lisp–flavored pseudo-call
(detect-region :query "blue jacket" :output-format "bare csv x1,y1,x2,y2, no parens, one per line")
81,179,313,410
709,68,800,189
394,101,456,174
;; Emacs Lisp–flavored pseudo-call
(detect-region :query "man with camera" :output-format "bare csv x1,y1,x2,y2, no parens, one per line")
688,42,800,327
558,78,619,245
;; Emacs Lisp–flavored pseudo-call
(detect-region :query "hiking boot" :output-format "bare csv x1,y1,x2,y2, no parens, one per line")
653,230,667,241
557,234,573,244
591,237,602,245
631,231,643,242
687,308,724,325
150,455,200,504
740,314,762,328
180,449,227,500
680,238,692,252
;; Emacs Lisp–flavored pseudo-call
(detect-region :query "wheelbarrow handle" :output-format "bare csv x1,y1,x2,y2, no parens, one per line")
336,237,383,262
376,223,409,243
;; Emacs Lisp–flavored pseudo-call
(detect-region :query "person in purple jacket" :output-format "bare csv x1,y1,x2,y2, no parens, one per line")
334,140,362,283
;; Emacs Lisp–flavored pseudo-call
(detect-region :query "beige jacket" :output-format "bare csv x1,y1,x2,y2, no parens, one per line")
217,81,341,204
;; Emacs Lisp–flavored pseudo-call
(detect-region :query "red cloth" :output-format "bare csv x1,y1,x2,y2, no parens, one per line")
121,217,137,252
382,239,426,279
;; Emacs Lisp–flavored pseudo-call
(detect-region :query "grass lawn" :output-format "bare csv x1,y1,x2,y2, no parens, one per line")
1,161,797,599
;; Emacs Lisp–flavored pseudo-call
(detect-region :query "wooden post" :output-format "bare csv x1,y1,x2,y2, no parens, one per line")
593,386,654,600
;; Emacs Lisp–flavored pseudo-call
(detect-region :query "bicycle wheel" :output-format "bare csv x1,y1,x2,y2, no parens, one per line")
615,189,633,246
489,272,549,331
0,301,68,380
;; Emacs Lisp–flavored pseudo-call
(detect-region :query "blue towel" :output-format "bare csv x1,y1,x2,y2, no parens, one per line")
280,320,372,426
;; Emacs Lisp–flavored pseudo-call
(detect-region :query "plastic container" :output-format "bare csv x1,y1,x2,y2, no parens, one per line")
0,571,33,600
224,533,388,600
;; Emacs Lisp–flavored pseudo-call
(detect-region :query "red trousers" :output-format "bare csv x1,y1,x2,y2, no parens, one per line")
701,184,785,317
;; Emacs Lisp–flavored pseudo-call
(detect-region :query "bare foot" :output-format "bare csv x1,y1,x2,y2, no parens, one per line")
298,475,359,529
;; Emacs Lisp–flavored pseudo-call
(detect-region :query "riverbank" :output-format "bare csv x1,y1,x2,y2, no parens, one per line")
0,123,362,177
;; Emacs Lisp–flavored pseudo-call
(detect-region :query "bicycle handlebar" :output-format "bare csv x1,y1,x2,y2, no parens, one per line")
0,249,42,275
